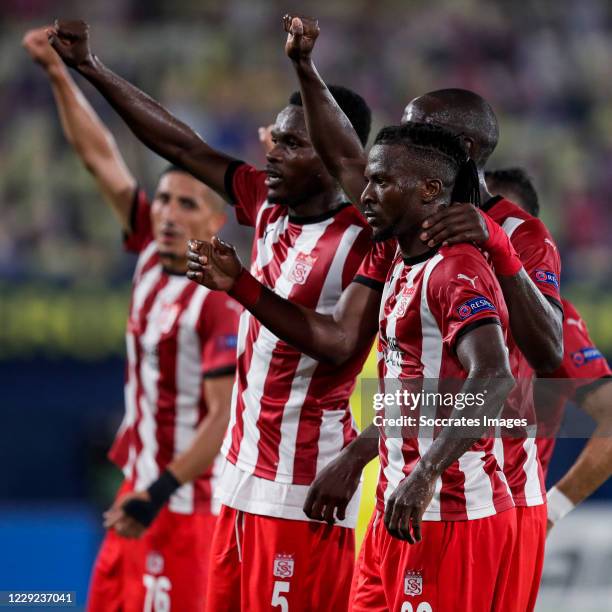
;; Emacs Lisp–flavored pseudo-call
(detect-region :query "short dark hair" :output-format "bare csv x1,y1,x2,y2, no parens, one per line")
485,167,539,217
159,164,189,179
374,122,480,205
289,85,372,146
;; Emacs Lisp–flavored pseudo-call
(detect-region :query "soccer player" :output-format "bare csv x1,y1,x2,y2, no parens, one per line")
282,17,565,610
23,28,240,612
486,167,612,531
189,122,520,610
47,18,376,611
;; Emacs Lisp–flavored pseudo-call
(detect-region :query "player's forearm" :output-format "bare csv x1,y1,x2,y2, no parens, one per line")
230,271,360,365
497,271,563,373
554,431,612,506
340,423,379,467
166,406,230,485
75,56,231,194
419,371,514,477
48,63,118,164
292,58,366,205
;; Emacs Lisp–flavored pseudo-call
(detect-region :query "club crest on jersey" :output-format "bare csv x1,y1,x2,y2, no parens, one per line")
533,269,559,288
404,570,423,596
572,347,603,367
396,285,415,317
273,554,295,578
456,296,496,320
156,303,181,334
146,551,164,575
288,252,316,285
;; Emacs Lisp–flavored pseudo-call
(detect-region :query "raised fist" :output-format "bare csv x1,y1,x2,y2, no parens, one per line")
186,236,243,292
22,27,62,70
283,15,320,62
48,19,93,69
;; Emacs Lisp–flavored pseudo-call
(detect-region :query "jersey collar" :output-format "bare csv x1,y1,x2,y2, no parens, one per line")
481,195,503,212
288,202,351,225
402,246,439,266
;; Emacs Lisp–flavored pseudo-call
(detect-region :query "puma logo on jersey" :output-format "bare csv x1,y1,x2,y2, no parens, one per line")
567,317,584,330
457,273,478,288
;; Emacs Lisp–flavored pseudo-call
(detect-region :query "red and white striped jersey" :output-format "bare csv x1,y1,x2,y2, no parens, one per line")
217,163,372,522
484,196,563,506
109,189,240,515
536,298,612,476
375,243,514,521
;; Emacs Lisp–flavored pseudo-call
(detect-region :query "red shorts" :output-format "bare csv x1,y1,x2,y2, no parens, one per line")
205,504,355,612
87,481,217,612
506,504,547,612
351,508,517,612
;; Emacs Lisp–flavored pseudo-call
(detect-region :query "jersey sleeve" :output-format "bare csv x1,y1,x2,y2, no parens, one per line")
428,251,504,351
123,187,154,253
353,239,397,291
224,161,269,227
510,218,562,310
551,302,612,403
197,292,241,378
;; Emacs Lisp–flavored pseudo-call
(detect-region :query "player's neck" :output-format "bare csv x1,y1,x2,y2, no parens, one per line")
286,188,345,221
478,170,494,203
396,231,436,263
160,255,188,276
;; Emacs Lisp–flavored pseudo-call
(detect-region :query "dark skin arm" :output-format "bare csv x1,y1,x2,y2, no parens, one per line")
384,323,515,543
304,423,379,523
186,237,380,366
48,20,236,199
284,15,367,206
419,203,563,373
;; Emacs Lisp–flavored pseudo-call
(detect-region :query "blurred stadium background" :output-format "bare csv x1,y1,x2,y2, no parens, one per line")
1,0,612,609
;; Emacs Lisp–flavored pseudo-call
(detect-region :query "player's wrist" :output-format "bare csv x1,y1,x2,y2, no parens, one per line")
478,209,522,276
547,485,575,525
122,470,180,527
228,268,262,308
76,53,101,75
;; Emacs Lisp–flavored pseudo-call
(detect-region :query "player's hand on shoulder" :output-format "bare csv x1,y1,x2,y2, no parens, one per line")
384,461,437,544
283,14,320,62
103,491,151,539
303,454,362,525
22,27,62,70
187,236,242,292
420,201,489,248
47,19,93,69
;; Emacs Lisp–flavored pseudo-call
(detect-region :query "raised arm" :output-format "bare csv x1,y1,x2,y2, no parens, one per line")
48,20,237,199
23,27,135,230
385,324,515,543
186,237,380,366
283,16,367,206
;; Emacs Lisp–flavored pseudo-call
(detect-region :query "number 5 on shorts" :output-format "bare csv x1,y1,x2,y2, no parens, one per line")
271,581,290,611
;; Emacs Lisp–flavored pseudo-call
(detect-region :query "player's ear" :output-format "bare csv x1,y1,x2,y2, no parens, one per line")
421,178,442,203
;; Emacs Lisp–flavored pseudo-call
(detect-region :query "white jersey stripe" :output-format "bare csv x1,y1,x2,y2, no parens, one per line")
501,216,525,239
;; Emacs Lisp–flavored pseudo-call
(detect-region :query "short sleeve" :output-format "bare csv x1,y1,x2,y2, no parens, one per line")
123,188,153,253
197,292,241,378
428,251,504,351
224,162,269,227
510,218,562,309
353,239,397,291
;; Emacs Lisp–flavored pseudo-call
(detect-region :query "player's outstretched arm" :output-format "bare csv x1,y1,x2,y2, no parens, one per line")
104,375,234,537
303,423,379,524
186,237,380,365
23,27,136,231
48,20,236,199
283,15,367,206
547,380,612,531
420,204,563,373
384,324,515,543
